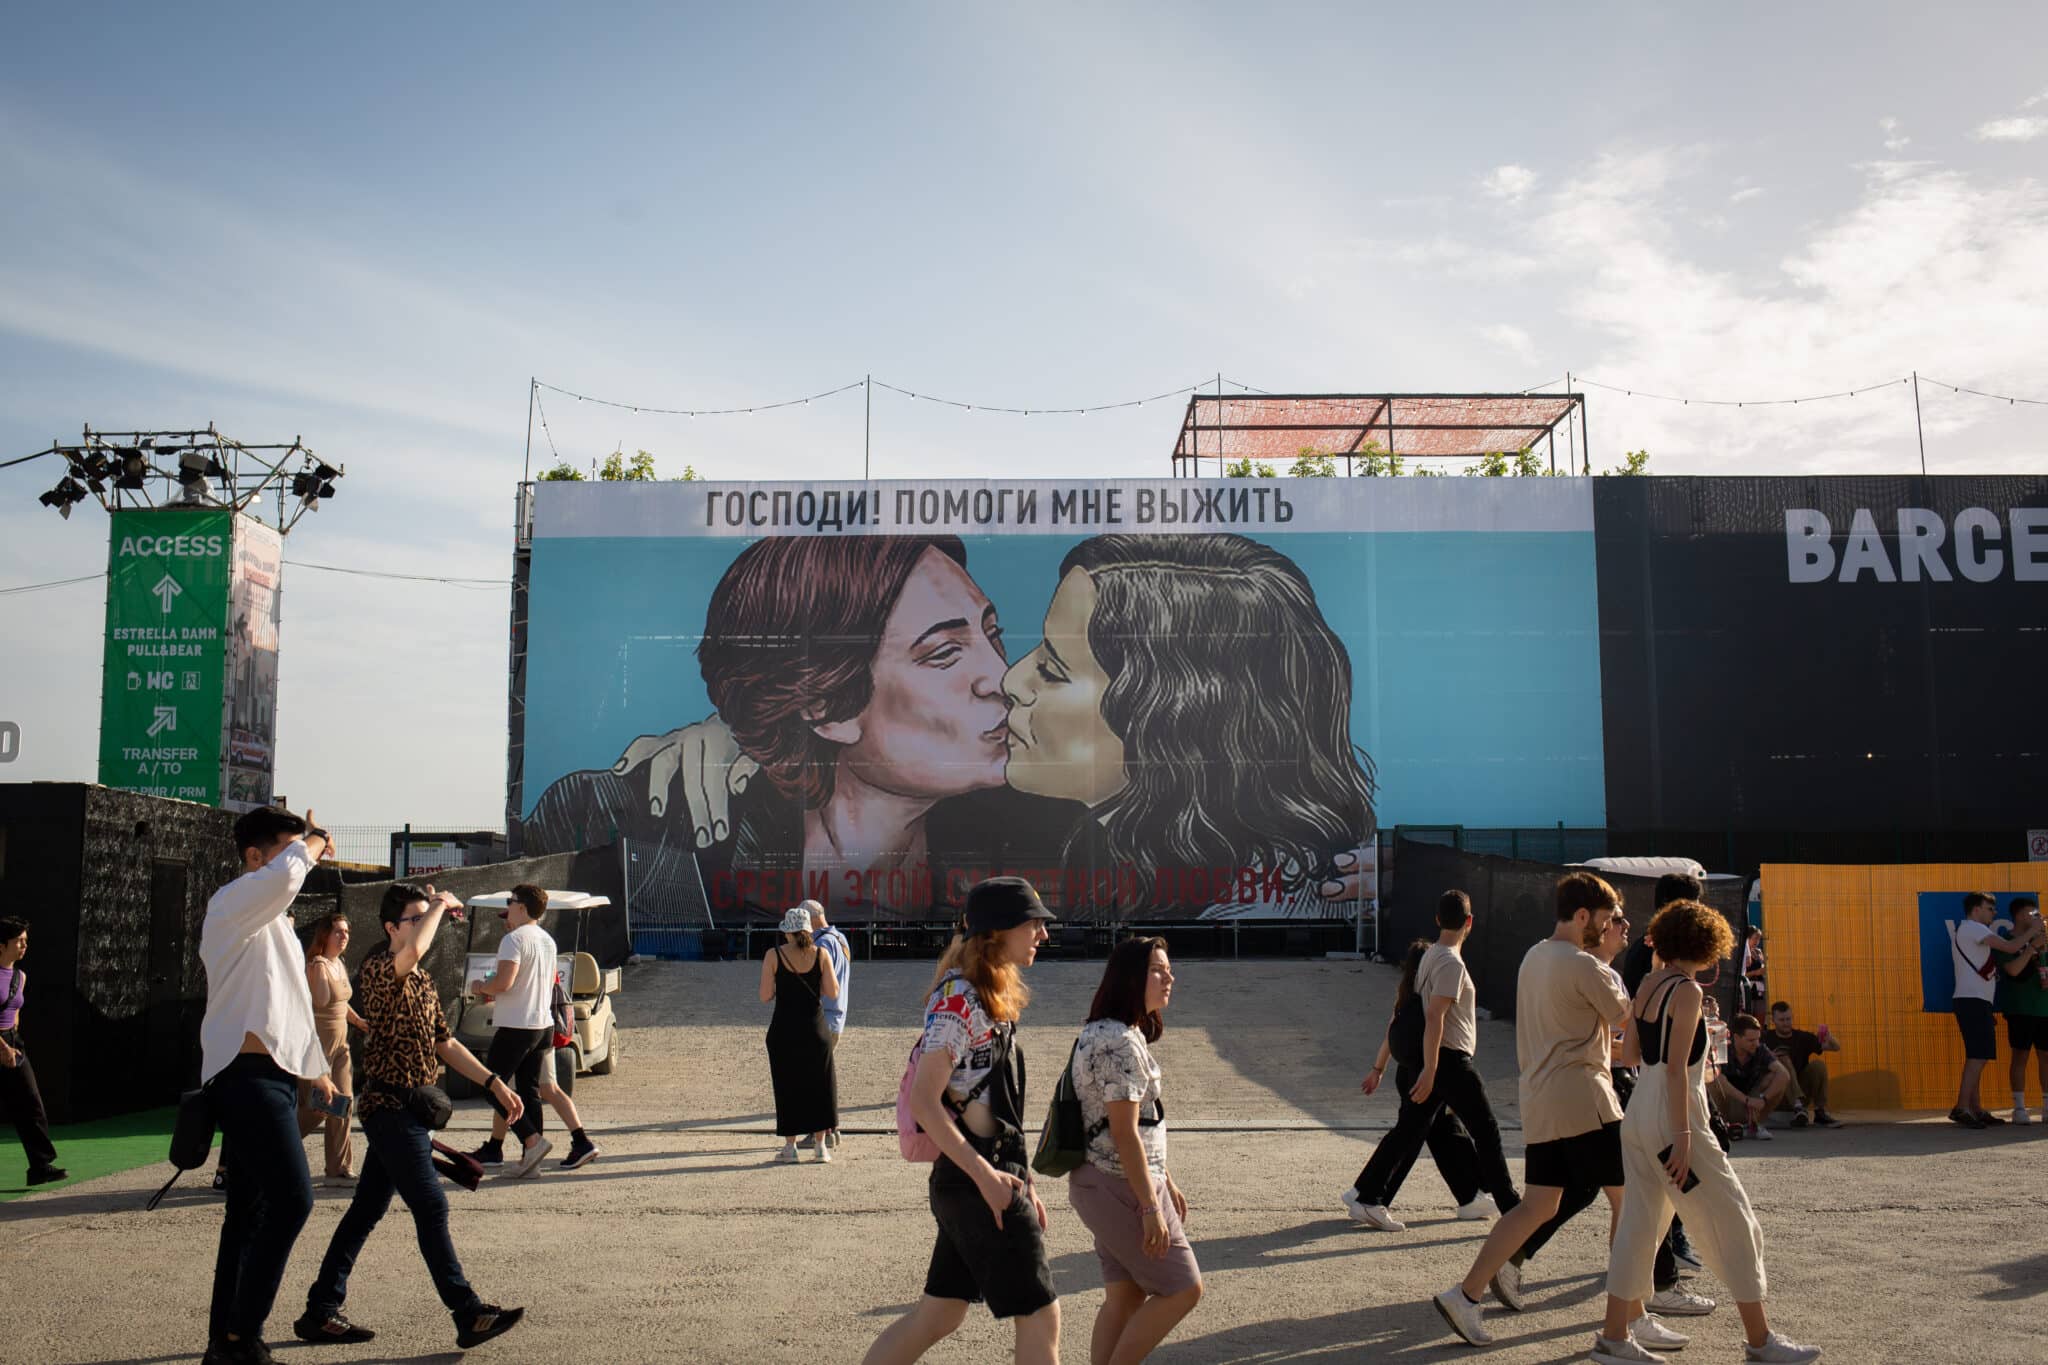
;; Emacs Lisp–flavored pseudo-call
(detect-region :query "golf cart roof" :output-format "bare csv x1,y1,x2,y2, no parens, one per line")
1569,856,1741,882
464,890,612,911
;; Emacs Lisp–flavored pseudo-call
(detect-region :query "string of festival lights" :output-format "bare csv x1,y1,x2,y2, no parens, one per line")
529,370,2048,417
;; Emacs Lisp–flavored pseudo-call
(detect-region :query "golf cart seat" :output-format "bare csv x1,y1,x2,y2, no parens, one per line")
570,951,603,1020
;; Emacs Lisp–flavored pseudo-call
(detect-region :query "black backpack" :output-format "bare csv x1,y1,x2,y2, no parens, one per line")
1387,991,1426,1071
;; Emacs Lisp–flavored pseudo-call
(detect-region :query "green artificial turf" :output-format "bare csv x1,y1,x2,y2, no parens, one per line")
0,1105,196,1201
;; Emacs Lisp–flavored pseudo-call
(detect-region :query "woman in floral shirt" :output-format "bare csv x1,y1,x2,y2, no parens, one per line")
1067,936,1202,1363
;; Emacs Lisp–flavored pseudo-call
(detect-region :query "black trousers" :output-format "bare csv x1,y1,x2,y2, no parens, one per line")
484,1026,551,1143
0,1031,57,1170
1352,1049,1520,1212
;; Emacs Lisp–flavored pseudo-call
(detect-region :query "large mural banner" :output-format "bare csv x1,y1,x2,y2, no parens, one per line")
517,479,1606,923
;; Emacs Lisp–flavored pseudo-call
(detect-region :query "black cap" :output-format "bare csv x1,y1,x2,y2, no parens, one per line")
963,876,1055,935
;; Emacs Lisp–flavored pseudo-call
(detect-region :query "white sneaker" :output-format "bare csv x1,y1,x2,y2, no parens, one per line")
2013,1104,2031,1126
1489,1257,1525,1311
814,1143,832,1163
1647,1285,1716,1316
1743,1330,1822,1362
774,1144,800,1163
1630,1312,1691,1350
1432,1287,1493,1346
1591,1332,1663,1363
1454,1193,1499,1220
1340,1189,1405,1230
512,1136,552,1178
1747,1122,1774,1142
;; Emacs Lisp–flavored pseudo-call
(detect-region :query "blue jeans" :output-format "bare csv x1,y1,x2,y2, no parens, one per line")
307,1107,481,1319
209,1054,316,1341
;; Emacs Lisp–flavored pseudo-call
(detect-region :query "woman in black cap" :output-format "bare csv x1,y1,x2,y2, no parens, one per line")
862,877,1059,1365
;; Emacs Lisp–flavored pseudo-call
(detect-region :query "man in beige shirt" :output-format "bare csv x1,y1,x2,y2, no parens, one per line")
1436,872,1630,1348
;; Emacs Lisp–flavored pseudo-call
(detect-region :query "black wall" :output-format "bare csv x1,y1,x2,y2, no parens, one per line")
1594,476,2048,836
1385,838,1746,1021
0,784,240,1123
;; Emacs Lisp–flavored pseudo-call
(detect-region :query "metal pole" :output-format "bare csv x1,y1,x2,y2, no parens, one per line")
522,378,535,483
1215,372,1223,477
864,374,871,480
1912,371,1927,475
1565,372,1576,474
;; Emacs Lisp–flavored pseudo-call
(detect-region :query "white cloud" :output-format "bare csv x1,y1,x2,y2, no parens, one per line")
1480,164,1538,202
1879,115,1911,152
1975,116,2048,142
1730,186,1765,204
1480,323,1536,363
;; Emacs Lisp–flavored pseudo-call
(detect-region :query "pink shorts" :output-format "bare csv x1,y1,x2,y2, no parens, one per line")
1066,1161,1202,1297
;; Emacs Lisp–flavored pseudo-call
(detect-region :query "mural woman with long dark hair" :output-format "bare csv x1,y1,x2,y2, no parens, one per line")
1001,532,1377,916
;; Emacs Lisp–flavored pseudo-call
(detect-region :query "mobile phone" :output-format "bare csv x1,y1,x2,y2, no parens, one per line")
1656,1144,1701,1193
311,1090,353,1119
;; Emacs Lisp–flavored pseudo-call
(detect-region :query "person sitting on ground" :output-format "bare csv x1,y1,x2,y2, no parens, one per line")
1708,1016,1790,1141
1993,898,2047,1126
1765,1002,1841,1129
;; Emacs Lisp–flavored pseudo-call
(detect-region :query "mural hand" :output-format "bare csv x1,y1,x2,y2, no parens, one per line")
676,715,758,847
1315,847,1378,903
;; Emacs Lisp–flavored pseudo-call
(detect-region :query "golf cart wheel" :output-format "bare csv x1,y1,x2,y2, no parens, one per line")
553,1046,576,1095
591,1020,617,1075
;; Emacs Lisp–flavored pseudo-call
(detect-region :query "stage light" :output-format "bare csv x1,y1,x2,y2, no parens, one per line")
39,476,88,518
177,450,226,484
113,448,149,489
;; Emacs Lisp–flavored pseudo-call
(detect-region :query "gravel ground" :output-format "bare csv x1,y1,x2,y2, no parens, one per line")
3,958,2043,1363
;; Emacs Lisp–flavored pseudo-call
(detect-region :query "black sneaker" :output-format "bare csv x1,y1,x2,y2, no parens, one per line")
25,1165,67,1184
201,1337,275,1364
455,1303,525,1349
559,1135,601,1170
293,1310,376,1344
1812,1109,1842,1128
1976,1110,2007,1125
1789,1108,1810,1129
1949,1107,1986,1129
470,1141,506,1167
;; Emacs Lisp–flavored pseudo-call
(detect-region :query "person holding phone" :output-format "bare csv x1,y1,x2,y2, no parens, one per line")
1592,900,1821,1365
298,913,367,1185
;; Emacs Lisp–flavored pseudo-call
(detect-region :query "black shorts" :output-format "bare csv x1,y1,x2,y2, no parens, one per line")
923,1151,1056,1319
486,1025,553,1090
1954,998,1997,1061
1523,1120,1624,1189
2005,1012,2048,1052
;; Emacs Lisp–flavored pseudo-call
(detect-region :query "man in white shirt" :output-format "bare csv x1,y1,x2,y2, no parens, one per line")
472,885,599,1173
200,806,337,1365
804,900,851,1150
1951,892,2023,1129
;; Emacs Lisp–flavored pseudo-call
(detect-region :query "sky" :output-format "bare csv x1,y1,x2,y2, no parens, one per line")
2,3,2045,829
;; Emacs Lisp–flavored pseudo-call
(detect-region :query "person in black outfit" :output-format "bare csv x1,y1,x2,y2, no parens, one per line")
0,917,63,1185
1344,892,1520,1232
760,905,840,1162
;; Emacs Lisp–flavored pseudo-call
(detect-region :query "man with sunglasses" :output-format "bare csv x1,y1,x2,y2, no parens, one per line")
471,885,600,1173
295,883,526,1351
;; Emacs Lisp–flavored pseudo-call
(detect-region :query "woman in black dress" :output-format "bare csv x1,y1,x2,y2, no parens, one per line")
759,905,841,1162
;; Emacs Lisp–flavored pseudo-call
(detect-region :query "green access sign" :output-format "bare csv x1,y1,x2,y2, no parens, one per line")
98,507,233,804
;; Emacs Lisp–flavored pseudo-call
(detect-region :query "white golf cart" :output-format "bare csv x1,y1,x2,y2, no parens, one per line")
445,890,622,1099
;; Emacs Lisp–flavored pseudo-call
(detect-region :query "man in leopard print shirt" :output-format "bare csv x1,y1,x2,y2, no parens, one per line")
294,884,529,1353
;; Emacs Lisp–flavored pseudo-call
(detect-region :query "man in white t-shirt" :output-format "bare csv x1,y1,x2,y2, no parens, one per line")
1950,892,2023,1129
473,886,600,1173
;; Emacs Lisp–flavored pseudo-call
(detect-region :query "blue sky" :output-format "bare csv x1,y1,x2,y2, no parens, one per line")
3,3,2045,825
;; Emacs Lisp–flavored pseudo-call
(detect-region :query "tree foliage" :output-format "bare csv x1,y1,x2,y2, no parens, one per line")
538,449,701,482
536,461,583,482
1224,457,1277,478
1354,440,1406,477
1604,449,1651,476
1288,449,1338,478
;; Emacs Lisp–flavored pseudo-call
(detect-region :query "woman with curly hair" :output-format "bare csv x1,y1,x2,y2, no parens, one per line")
1590,900,1822,1365
1001,532,1376,916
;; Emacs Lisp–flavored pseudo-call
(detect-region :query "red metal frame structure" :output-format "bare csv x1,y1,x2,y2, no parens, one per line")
1170,391,1588,476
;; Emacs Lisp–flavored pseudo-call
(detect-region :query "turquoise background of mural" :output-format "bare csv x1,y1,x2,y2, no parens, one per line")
523,529,1606,830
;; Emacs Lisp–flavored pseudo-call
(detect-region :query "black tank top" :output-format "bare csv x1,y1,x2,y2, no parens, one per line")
1637,974,1708,1067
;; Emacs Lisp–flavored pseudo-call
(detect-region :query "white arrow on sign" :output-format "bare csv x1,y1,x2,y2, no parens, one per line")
147,705,178,738
153,574,183,613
